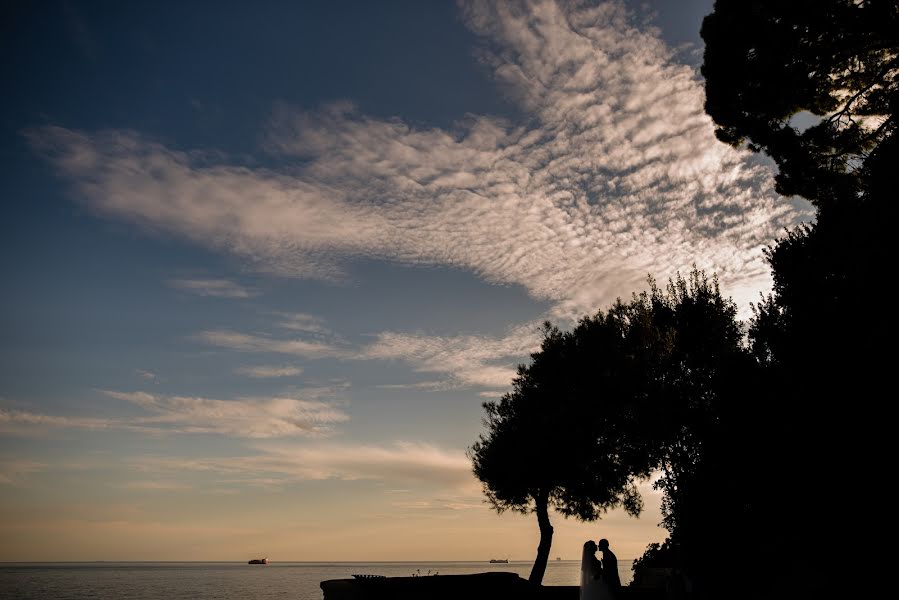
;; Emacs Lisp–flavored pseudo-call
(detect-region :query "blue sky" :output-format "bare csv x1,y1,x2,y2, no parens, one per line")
1,1,809,561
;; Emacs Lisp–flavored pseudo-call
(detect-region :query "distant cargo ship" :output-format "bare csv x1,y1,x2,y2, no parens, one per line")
248,558,268,564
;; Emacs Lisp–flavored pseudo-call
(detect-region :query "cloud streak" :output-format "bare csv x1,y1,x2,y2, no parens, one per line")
167,278,258,298
234,365,303,378
1,391,349,439
196,329,351,359
0,459,46,485
363,325,538,388
274,312,334,335
133,441,474,490
0,409,120,432
196,321,539,390
29,0,807,320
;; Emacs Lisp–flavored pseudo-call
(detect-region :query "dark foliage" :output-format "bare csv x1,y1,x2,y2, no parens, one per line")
638,2,899,596
470,270,745,586
702,0,898,207
469,316,655,584
627,272,758,597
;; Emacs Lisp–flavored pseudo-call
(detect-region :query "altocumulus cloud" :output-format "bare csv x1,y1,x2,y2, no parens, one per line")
28,0,808,322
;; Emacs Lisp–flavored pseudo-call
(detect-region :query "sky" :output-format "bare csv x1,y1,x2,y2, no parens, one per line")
0,0,810,562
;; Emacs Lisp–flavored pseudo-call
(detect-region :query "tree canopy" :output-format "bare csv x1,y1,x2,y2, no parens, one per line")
470,270,745,586
469,316,653,584
661,2,898,594
701,0,898,206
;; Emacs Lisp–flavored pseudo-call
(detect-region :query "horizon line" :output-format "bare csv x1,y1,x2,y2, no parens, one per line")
0,559,633,564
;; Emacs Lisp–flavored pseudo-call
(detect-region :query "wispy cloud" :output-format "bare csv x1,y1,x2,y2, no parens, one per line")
133,441,474,490
234,365,303,378
195,329,350,359
375,380,460,392
136,369,158,382
167,278,258,298
0,459,46,485
102,390,349,438
0,409,120,432
390,498,485,511
116,480,192,491
362,325,538,388
29,0,807,320
198,321,537,390
274,312,333,335
0,391,348,439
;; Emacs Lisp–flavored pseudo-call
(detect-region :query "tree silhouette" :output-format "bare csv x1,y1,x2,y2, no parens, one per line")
471,270,742,586
701,0,898,206
469,313,656,584
640,272,747,528
637,274,762,596
668,1,898,594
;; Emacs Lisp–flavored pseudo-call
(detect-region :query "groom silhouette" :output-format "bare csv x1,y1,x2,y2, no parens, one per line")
597,539,620,591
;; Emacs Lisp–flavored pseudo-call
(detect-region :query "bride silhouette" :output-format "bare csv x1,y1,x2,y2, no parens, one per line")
580,540,613,600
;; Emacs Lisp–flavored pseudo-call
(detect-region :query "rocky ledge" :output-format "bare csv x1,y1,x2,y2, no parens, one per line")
321,572,668,600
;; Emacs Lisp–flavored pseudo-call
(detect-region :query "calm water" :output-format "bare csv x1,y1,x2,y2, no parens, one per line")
0,560,635,600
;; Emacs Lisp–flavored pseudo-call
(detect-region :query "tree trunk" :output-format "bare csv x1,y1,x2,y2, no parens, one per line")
528,490,553,585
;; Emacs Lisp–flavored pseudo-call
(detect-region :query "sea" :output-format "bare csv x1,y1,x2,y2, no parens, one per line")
0,560,635,600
